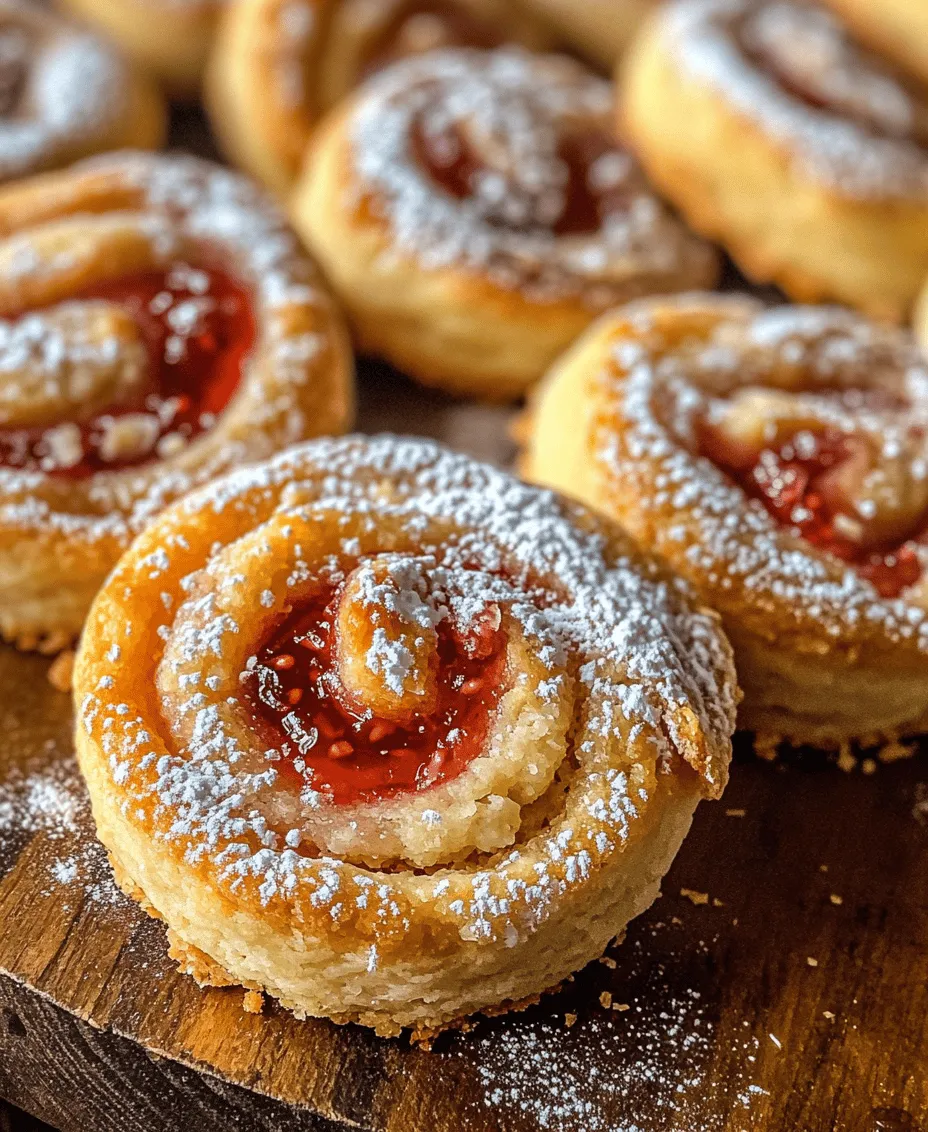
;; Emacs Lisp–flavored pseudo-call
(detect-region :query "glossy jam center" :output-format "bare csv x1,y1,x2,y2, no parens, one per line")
413,121,633,235
0,263,254,477
244,584,508,805
700,424,924,599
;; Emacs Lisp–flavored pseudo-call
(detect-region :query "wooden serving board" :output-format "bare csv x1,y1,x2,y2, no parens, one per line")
0,365,927,1132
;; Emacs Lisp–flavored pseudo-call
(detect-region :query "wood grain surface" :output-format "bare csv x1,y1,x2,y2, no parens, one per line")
0,365,926,1132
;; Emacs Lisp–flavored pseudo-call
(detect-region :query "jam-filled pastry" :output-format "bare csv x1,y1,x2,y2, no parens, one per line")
293,47,718,400
622,0,928,321
57,0,222,93
0,0,165,178
521,0,657,69
525,294,928,748
821,0,928,88
0,151,353,654
74,435,737,1036
206,0,553,195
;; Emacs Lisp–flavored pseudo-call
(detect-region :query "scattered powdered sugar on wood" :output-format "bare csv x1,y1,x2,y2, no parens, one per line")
349,47,715,301
665,0,928,198
446,925,765,1130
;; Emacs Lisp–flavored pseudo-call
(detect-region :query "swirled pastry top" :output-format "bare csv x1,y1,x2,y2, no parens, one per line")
0,150,351,552
593,296,928,653
344,47,716,303
662,0,928,199
0,0,164,181
77,436,736,938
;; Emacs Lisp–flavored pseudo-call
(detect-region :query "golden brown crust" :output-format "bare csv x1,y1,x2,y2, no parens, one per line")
0,151,353,652
621,0,928,321
58,0,223,93
74,435,736,1035
205,0,554,194
524,294,928,747
293,46,717,399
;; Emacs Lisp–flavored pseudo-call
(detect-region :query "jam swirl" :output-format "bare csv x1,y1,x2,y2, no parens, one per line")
244,582,508,806
701,424,925,599
0,262,254,478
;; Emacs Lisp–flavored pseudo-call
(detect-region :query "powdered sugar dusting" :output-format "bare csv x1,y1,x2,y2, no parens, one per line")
79,435,737,949
349,47,716,301
601,296,928,646
0,2,139,181
666,0,928,198
0,151,345,549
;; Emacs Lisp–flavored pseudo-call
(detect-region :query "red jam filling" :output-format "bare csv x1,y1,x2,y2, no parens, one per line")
364,2,504,76
700,424,924,599
244,584,509,806
0,263,254,478
413,121,633,236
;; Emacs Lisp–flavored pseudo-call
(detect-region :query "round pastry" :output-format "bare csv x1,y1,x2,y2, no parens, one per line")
821,0,928,88
293,47,718,400
0,151,353,654
206,0,553,195
74,434,736,1036
521,0,657,69
56,0,222,93
524,294,928,748
622,0,928,322
0,0,164,178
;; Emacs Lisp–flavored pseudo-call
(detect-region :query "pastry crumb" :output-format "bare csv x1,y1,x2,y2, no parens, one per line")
806,957,818,967
823,1011,836,1022
613,1002,630,1012
599,992,612,1009
837,746,857,773
242,989,264,1014
599,956,617,969
725,807,746,817
47,649,75,692
680,887,709,905
564,1012,577,1028
829,893,843,906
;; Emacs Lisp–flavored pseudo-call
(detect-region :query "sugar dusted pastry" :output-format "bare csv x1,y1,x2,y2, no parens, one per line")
525,294,928,748
293,47,718,400
622,0,928,321
0,0,164,178
74,435,737,1037
57,0,222,92
206,0,553,194
521,0,657,69
0,151,352,653
821,0,928,88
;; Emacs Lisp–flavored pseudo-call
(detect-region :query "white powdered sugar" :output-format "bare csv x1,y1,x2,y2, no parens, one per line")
80,435,737,937
349,47,715,302
666,0,928,198
0,2,137,181
607,297,928,646
0,150,334,545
